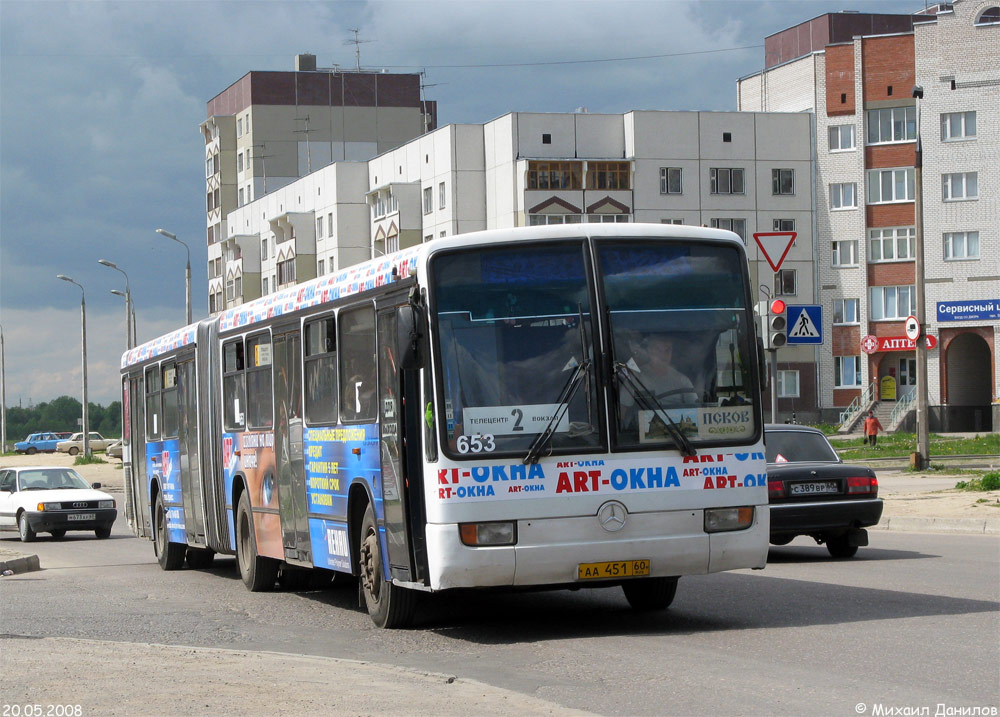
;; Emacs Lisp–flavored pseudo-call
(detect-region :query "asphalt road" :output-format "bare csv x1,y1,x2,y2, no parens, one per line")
2,512,998,716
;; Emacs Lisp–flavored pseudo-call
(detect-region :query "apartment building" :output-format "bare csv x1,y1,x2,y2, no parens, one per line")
219,110,816,411
201,54,437,313
738,2,998,430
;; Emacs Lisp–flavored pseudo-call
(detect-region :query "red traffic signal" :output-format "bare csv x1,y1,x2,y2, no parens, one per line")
770,298,786,315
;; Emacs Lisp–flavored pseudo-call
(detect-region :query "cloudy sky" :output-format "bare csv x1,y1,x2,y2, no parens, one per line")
0,0,919,408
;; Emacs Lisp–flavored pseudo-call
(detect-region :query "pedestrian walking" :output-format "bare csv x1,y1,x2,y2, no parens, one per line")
863,409,884,448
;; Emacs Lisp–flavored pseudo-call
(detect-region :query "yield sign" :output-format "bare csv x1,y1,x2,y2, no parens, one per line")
753,232,797,272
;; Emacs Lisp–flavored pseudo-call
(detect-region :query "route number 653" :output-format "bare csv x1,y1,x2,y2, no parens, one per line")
456,433,496,454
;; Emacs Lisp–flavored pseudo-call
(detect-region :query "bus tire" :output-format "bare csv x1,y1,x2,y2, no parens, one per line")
622,576,679,611
359,504,416,629
236,491,278,591
186,547,215,569
153,493,184,570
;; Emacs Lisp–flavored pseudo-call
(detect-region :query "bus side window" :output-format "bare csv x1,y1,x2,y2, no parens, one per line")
339,305,377,423
246,333,273,430
223,340,246,431
304,316,338,425
145,366,162,441
161,363,179,439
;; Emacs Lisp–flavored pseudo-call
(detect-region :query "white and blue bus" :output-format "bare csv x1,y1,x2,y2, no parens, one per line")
120,224,769,628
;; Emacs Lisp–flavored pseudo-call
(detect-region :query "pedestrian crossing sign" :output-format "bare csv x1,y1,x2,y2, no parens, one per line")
785,305,823,344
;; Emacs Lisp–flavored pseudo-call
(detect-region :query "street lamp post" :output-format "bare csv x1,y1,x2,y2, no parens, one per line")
155,228,192,325
0,323,6,454
57,275,90,459
912,86,930,470
111,290,137,350
98,259,133,349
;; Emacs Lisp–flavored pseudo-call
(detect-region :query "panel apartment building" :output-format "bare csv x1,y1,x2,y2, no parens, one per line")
738,2,999,431
220,110,817,412
201,54,437,314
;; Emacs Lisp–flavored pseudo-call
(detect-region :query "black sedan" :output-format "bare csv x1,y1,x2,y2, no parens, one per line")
765,424,883,558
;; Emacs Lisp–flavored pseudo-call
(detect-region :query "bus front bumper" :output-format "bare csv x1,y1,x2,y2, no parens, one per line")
423,506,769,591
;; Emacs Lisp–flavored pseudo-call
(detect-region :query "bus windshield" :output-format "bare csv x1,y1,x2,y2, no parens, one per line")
597,240,757,447
432,242,602,458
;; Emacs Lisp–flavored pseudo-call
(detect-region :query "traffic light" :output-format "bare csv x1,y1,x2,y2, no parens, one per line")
756,300,771,350
768,298,787,348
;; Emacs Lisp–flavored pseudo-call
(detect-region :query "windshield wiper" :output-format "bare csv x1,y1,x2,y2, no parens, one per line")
614,362,697,457
524,359,592,465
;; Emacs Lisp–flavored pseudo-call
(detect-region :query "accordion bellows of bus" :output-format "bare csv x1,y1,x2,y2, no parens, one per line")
119,223,770,628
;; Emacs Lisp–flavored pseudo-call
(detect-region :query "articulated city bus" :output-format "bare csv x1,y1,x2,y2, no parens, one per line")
120,224,770,628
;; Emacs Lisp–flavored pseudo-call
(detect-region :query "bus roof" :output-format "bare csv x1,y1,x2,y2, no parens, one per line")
121,223,745,369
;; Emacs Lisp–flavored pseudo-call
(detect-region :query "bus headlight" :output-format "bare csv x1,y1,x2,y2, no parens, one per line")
459,521,516,546
704,506,754,533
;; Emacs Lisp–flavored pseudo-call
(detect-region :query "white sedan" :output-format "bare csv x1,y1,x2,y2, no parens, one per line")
0,466,117,542
56,432,114,455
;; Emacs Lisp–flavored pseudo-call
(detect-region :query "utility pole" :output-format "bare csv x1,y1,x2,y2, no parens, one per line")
912,85,930,469
294,116,313,173
0,323,6,454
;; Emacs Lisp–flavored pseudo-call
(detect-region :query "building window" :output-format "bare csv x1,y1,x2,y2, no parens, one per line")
328,213,333,235
661,218,683,225
941,111,976,141
866,106,916,144
834,356,862,388
226,278,234,301
833,298,859,324
262,277,268,295
710,218,746,241
527,161,582,190
832,240,858,266
237,188,244,207
975,6,1000,25
867,168,914,204
773,218,795,232
942,172,978,201
710,167,745,195
529,214,583,226
777,370,800,398
772,168,794,195
439,181,446,209
830,182,857,210
245,113,250,133
237,118,243,137
234,276,242,300
206,157,214,178
944,231,980,260
774,269,796,296
387,235,399,253
586,161,630,190
423,187,433,214
261,238,268,261
829,125,856,151
317,218,323,238
586,214,629,223
869,284,916,320
659,167,682,194
237,152,244,173
318,259,325,275
277,257,296,285
869,227,915,262
209,292,218,314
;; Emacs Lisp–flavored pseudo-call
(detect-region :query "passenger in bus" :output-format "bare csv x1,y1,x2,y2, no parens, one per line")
634,333,698,405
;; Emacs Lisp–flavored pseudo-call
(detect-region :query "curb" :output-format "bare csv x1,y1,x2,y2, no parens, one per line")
872,516,999,535
0,553,41,575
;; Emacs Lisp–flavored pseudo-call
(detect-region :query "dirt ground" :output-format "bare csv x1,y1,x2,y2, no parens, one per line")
2,452,997,520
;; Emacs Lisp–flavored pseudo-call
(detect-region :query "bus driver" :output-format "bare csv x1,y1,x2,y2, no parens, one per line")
634,333,698,405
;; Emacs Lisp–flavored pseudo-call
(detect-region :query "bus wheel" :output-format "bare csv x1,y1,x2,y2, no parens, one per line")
359,504,416,629
153,493,184,570
622,576,679,611
236,491,278,591
186,547,215,569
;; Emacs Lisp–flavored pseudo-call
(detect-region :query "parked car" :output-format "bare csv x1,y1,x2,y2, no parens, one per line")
765,424,883,558
56,432,113,455
0,466,117,541
13,432,72,454
105,440,123,459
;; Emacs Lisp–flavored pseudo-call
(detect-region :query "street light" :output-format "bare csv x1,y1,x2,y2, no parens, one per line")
155,228,192,325
0,322,6,454
111,290,138,349
57,275,90,459
98,259,133,349
912,85,930,470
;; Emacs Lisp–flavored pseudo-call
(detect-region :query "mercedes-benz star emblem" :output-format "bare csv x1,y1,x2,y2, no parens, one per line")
597,500,628,532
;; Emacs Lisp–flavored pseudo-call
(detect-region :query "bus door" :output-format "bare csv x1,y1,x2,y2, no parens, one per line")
177,354,207,545
376,304,427,583
273,329,310,564
123,373,149,536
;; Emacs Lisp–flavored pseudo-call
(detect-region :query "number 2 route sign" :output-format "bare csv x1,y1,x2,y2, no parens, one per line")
753,232,797,272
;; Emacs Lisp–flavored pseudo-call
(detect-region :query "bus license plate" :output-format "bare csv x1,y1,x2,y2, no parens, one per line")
578,560,650,580
68,513,95,521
